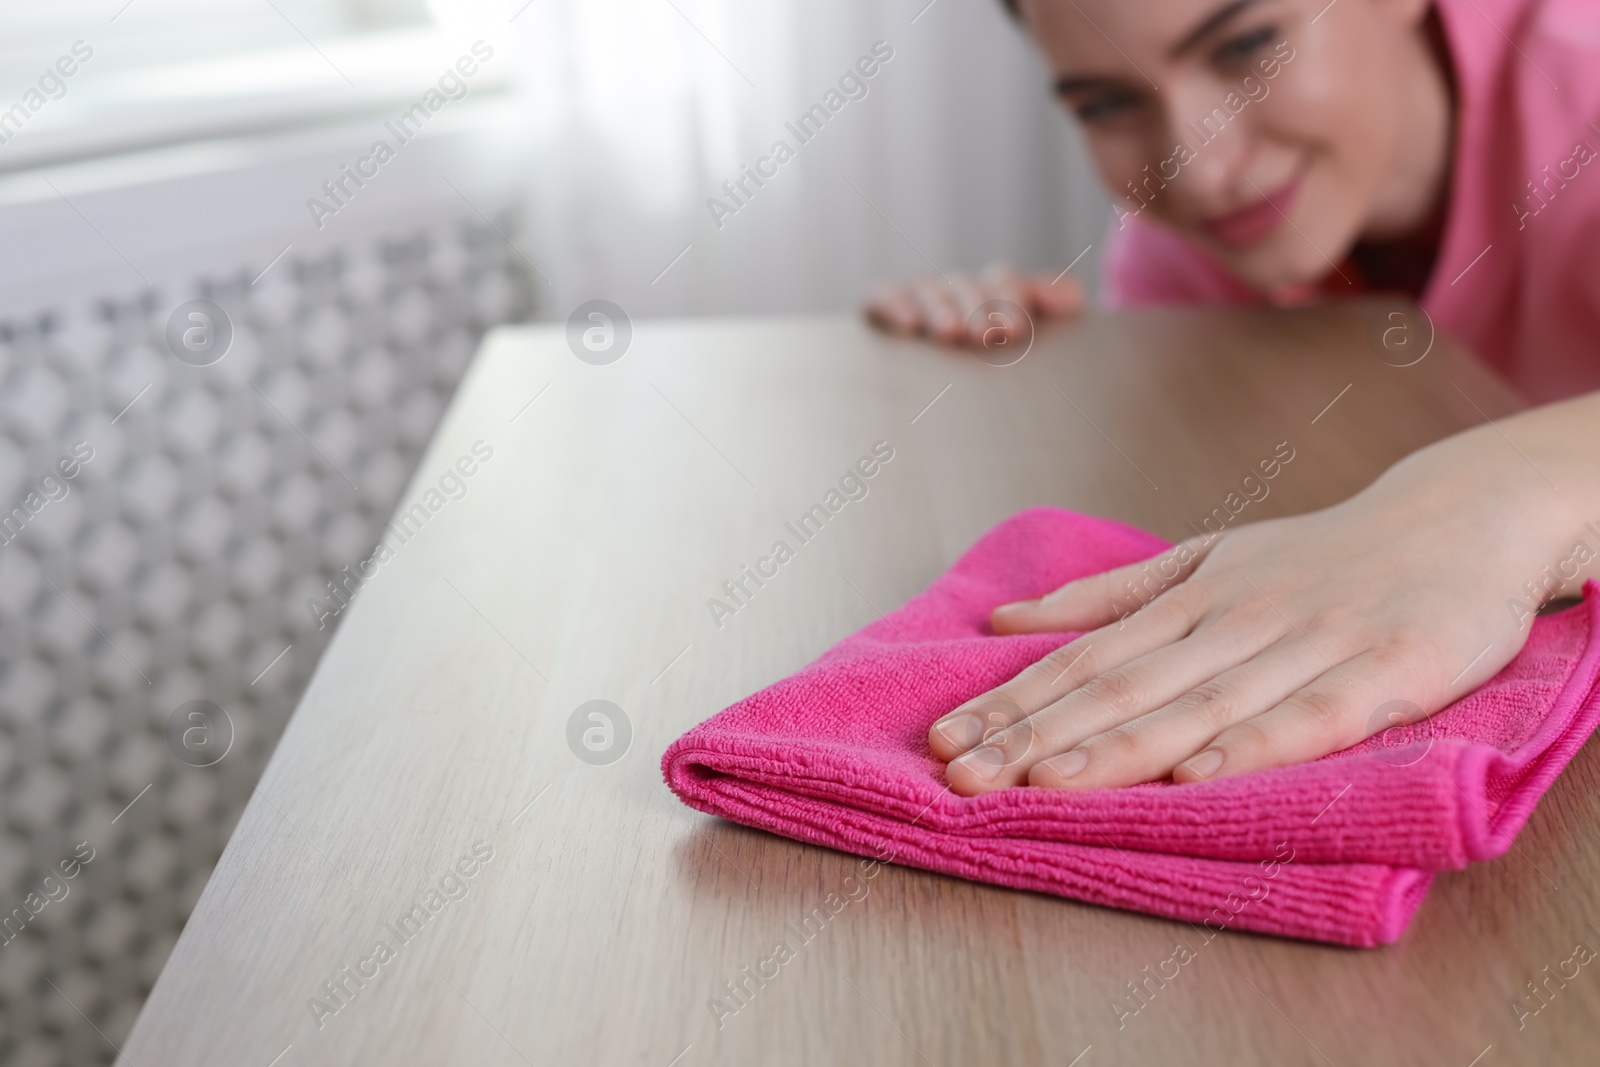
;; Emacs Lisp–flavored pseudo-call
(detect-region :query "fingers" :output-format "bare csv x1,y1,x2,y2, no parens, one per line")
950,276,991,341
1027,636,1332,789
941,604,1282,795
978,262,1026,310
992,536,1215,636
1024,270,1086,319
971,263,1083,343
972,264,1028,347
863,283,921,335
928,582,1204,763
1172,648,1422,783
860,263,1084,347
910,274,966,344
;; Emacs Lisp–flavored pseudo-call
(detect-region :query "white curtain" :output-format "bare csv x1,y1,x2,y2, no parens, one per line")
506,0,1109,318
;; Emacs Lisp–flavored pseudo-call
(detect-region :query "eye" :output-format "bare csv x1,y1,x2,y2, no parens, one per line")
1071,89,1144,125
1211,25,1278,70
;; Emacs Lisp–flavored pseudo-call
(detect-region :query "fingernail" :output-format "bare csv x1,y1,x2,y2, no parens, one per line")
992,600,1037,621
951,744,1005,782
1182,749,1225,779
1047,749,1088,779
934,714,982,751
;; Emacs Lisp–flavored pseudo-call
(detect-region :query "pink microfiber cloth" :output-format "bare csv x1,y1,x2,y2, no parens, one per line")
663,508,1600,947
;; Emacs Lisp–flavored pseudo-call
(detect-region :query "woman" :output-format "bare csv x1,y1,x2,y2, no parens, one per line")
862,0,1600,795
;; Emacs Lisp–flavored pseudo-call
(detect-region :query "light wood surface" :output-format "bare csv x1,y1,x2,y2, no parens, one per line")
124,305,1600,1067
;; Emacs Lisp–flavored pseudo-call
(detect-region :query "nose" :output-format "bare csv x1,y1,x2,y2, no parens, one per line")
1161,79,1255,208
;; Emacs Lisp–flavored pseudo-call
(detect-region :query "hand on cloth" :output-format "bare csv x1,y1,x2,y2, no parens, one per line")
930,390,1600,795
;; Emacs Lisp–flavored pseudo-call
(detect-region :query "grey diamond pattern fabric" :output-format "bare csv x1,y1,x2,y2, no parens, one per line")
0,215,536,1067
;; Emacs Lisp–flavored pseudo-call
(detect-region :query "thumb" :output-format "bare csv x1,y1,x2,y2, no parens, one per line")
991,535,1215,635
1024,272,1086,319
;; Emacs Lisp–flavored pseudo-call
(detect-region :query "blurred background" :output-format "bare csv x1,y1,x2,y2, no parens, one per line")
0,0,1107,1062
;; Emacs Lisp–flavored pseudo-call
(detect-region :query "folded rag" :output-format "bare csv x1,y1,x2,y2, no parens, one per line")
662,508,1600,947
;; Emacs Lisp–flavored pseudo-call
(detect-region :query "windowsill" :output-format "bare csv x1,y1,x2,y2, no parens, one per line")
0,26,511,175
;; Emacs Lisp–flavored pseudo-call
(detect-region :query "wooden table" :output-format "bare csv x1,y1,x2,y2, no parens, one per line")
123,305,1600,1066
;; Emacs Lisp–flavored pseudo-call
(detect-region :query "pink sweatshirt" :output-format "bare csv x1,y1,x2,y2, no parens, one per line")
1102,0,1600,403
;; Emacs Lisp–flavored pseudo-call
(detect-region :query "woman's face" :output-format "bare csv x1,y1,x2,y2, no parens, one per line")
1018,0,1442,291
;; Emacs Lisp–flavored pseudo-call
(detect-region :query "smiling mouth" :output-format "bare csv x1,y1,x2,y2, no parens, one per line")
1201,166,1308,248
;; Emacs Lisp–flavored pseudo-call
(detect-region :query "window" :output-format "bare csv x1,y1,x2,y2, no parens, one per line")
0,0,508,171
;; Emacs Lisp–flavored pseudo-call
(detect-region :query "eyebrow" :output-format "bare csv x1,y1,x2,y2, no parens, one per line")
1052,0,1267,97
1170,0,1265,59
